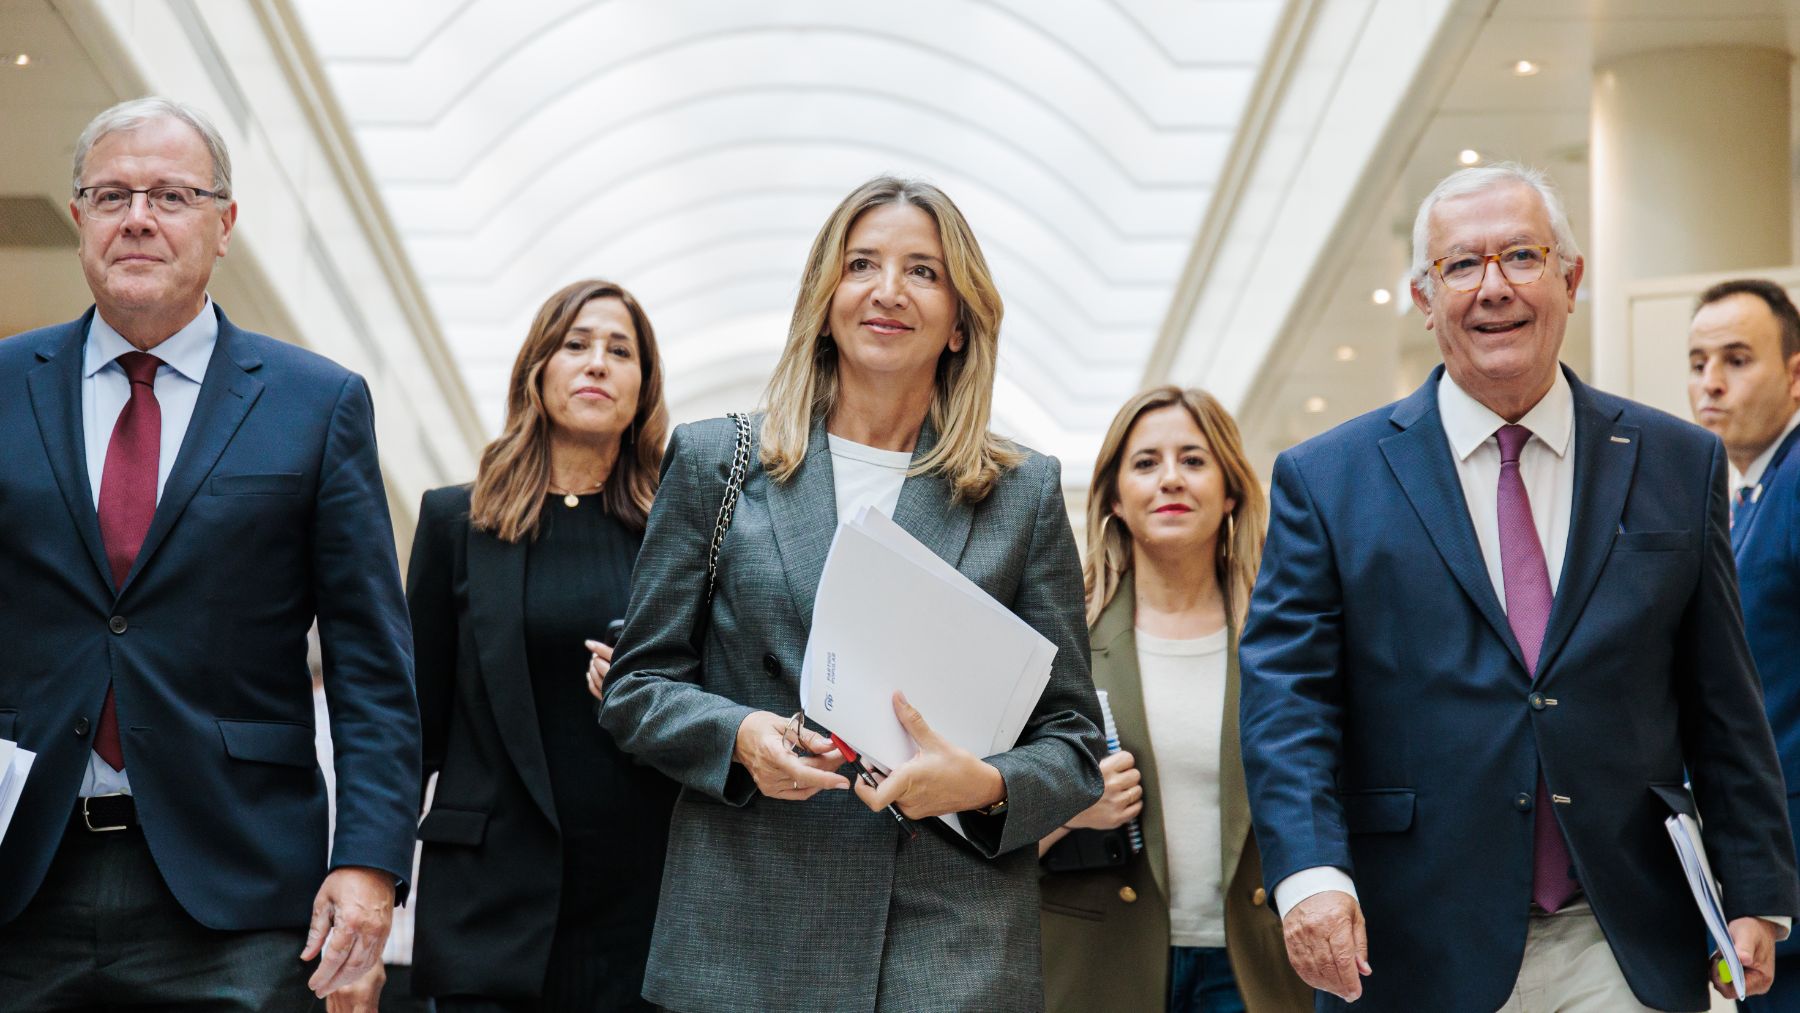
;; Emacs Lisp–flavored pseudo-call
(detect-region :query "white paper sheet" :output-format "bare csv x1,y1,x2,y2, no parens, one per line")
800,507,1058,806
1665,812,1746,1000
0,738,36,846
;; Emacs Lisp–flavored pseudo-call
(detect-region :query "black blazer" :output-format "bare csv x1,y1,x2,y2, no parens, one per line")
404,484,667,999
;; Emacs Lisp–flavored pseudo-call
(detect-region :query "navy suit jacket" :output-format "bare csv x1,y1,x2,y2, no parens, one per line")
1734,422,1800,957
0,305,420,931
1240,366,1799,1012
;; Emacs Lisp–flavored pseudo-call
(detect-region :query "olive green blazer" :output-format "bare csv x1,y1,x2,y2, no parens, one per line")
1039,583,1312,1012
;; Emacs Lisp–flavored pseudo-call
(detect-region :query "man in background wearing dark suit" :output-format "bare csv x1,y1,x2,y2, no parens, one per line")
0,97,418,1012
1241,163,1798,1012
1689,278,1800,1013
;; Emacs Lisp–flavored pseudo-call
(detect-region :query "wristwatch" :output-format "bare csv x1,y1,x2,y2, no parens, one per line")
973,797,1008,817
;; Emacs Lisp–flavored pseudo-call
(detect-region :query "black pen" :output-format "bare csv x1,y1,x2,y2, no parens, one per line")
831,734,919,841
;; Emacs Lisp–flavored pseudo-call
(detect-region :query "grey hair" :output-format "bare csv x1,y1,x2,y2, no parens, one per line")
71,97,232,199
1410,162,1581,299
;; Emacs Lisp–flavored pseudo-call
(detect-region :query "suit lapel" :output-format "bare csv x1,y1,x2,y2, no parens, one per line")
1536,378,1636,678
25,313,114,591
1091,584,1168,902
1378,374,1527,673
765,416,839,626
1734,424,1800,558
120,310,265,596
467,526,559,827
889,418,974,571
1219,623,1251,895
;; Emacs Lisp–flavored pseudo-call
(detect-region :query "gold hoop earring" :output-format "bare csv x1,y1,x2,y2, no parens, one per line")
1101,512,1126,550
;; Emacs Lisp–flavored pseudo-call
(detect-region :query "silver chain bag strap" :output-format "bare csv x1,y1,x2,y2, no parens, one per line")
704,411,752,604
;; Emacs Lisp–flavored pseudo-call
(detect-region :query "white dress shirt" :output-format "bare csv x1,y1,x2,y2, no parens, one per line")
1274,370,1791,937
77,299,217,796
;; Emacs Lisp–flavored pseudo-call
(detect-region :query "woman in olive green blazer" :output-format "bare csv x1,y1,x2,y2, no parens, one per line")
1039,388,1311,1012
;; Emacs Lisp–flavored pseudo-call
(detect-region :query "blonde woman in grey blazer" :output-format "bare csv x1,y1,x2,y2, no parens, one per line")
597,177,1106,1013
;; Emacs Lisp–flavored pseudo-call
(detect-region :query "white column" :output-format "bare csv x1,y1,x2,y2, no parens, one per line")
1590,46,1791,396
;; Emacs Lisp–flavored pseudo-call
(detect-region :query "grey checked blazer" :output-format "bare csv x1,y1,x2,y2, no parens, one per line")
599,414,1105,1013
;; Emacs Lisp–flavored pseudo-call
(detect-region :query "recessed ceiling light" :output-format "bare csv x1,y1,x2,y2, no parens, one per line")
1512,59,1540,77
1458,149,1481,166
13,54,29,67
1371,288,1392,306
1335,345,1357,362
1304,396,1327,414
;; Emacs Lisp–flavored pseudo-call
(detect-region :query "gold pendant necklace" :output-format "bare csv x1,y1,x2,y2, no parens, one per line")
548,478,605,508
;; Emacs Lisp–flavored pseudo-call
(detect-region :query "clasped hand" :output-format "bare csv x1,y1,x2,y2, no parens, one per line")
851,692,1005,820
1712,915,1779,999
1062,750,1141,830
735,694,1005,819
734,711,849,799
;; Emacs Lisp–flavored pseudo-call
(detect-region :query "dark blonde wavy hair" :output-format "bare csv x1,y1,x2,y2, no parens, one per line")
759,176,1022,502
1083,386,1266,627
469,280,668,542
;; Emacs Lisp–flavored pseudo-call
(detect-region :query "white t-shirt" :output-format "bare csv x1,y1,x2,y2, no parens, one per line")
828,434,911,522
1137,626,1229,949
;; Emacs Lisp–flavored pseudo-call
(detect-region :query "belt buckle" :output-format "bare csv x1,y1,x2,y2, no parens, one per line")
82,792,127,832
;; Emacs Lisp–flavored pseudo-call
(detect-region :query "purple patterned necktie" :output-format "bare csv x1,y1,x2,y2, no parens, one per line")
94,351,163,771
1496,423,1578,912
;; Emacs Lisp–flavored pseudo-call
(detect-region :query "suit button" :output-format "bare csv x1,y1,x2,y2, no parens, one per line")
73,717,90,737
1118,886,1138,903
1252,887,1268,907
108,616,128,634
1515,792,1533,811
763,654,780,678
1529,692,1547,711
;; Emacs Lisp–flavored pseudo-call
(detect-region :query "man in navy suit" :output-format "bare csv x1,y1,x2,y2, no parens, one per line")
0,98,418,1011
1688,278,1800,1013
1241,163,1799,1012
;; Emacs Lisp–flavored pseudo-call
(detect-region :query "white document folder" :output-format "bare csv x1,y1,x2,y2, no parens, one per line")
800,507,1058,785
1664,811,1746,1000
0,738,36,846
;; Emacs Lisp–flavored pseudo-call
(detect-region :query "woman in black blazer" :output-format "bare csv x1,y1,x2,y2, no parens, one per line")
405,279,676,1011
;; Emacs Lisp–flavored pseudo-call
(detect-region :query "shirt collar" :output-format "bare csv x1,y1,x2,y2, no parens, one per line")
1436,366,1573,462
83,297,217,383
1736,405,1800,491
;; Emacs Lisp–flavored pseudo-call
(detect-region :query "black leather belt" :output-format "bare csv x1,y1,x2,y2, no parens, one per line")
73,793,137,832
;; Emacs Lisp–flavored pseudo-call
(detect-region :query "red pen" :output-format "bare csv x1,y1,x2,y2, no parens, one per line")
831,733,919,841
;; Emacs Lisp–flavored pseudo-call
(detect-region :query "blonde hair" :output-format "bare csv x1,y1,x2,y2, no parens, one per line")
1083,386,1267,627
759,176,1022,501
470,280,669,542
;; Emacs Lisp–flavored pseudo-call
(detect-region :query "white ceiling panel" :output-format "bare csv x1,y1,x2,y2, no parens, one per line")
293,0,1282,462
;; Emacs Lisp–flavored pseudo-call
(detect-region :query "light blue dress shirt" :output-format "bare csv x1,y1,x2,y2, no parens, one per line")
78,298,217,797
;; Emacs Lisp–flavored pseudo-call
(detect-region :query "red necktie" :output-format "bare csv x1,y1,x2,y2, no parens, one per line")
94,351,163,771
1496,424,1578,912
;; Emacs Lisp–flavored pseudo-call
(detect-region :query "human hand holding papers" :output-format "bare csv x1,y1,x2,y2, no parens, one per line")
800,507,1057,835
849,692,1005,824
1658,789,1778,1001
0,738,36,846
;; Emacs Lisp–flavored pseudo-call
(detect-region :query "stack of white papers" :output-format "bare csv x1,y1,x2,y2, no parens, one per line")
800,507,1058,784
0,738,35,846
1664,812,1745,998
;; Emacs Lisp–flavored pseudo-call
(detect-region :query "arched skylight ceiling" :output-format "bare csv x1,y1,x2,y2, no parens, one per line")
293,0,1280,475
